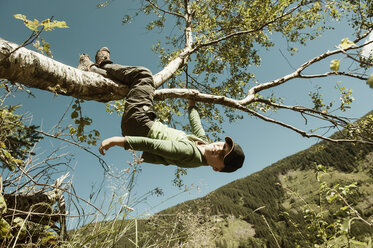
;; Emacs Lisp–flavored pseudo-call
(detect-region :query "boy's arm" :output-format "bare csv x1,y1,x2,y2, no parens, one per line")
188,99,207,140
100,135,195,160
99,136,126,155
125,136,194,160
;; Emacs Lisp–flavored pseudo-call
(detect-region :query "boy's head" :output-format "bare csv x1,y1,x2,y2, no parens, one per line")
221,137,245,172
204,137,245,173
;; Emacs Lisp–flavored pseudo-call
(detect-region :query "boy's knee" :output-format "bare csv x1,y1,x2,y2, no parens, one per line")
136,66,153,77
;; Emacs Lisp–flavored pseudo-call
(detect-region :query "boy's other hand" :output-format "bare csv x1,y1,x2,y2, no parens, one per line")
99,136,126,155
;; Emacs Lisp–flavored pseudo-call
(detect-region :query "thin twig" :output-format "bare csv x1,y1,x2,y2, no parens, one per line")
34,129,110,172
145,0,185,19
12,161,104,215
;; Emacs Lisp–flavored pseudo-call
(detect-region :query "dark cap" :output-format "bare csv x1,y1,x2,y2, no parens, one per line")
221,137,245,173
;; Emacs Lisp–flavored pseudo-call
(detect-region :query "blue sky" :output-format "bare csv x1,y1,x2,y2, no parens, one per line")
1,0,373,225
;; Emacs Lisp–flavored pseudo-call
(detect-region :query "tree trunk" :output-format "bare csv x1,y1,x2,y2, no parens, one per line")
0,38,129,102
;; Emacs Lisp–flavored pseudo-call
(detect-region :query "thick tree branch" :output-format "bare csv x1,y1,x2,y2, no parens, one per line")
0,38,128,102
152,0,194,88
155,88,373,145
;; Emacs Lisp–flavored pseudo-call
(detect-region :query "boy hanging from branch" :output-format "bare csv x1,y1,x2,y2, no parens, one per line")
87,47,245,172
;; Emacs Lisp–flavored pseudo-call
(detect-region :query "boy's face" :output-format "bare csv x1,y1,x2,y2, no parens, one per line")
204,141,231,172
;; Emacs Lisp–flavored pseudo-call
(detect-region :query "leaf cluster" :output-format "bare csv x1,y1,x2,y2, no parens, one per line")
13,14,68,32
0,194,59,247
69,99,100,146
0,103,42,171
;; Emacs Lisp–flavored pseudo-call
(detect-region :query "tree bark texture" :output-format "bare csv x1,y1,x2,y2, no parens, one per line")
0,38,129,102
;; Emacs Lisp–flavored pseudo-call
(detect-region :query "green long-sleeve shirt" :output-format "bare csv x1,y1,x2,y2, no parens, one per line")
123,106,209,168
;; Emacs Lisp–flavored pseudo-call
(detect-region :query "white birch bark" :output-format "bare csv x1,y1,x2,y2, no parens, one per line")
0,38,128,102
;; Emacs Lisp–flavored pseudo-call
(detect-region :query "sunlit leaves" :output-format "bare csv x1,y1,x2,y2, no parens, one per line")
33,38,52,57
309,87,332,113
13,14,67,58
338,37,356,50
295,165,368,246
0,105,42,171
346,114,373,142
97,0,114,8
13,14,68,32
0,218,12,239
336,83,354,112
330,59,340,71
329,38,356,73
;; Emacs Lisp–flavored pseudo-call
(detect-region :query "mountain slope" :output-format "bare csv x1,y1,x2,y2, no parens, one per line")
152,130,373,247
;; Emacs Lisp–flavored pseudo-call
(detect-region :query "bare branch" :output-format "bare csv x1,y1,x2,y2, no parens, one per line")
13,161,104,215
242,107,373,145
34,129,110,172
299,71,367,80
239,33,373,105
155,88,373,145
255,98,350,126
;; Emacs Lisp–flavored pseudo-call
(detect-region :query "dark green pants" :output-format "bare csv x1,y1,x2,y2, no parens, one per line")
103,64,156,137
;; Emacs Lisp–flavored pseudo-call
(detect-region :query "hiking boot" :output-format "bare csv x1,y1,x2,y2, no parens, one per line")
77,54,95,72
95,47,113,67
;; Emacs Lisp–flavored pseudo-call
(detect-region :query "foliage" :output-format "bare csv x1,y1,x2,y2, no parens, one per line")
0,102,63,247
111,0,373,139
0,84,42,171
347,113,373,143
69,99,100,146
13,14,68,58
295,164,371,246
13,14,68,32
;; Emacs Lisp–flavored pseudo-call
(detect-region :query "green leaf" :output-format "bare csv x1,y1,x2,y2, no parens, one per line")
71,111,78,119
340,206,349,211
330,59,340,71
0,218,12,239
327,192,337,203
339,38,356,50
25,19,40,31
13,14,26,21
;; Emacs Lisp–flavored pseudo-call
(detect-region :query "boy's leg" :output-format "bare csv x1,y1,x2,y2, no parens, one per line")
102,64,156,137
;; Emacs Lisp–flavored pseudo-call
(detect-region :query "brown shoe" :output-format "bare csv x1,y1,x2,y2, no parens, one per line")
77,54,95,71
95,47,113,67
